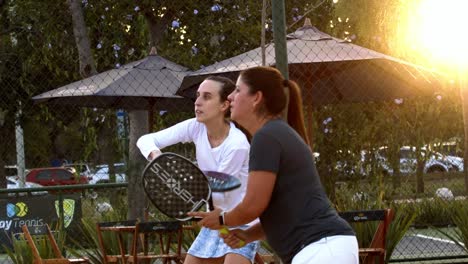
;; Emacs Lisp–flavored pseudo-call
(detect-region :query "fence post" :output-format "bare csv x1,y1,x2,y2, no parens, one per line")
271,0,290,120
271,0,289,80
58,191,65,231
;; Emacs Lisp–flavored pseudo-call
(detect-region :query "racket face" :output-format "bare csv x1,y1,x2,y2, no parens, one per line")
203,171,241,192
142,153,210,221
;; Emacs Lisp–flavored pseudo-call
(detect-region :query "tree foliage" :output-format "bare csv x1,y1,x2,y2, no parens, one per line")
0,0,336,168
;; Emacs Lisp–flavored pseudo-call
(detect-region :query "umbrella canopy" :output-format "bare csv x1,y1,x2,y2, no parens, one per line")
178,21,447,106
33,54,193,112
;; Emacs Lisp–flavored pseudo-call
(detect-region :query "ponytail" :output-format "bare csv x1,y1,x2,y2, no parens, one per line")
284,80,310,145
239,67,310,145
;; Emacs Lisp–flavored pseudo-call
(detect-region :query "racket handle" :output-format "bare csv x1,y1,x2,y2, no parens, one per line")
208,199,215,211
219,226,246,247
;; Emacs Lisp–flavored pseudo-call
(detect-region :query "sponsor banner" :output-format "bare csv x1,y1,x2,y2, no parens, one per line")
0,194,82,250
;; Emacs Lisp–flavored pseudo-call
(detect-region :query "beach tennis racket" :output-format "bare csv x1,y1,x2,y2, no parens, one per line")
142,152,241,221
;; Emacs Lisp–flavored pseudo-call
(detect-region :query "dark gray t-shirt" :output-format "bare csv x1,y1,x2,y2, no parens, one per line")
249,119,354,263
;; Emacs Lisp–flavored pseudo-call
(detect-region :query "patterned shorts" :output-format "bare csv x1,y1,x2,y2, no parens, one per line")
187,226,259,262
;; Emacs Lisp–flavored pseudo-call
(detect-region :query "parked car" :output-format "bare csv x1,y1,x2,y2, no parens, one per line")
89,163,126,184
334,146,463,178
26,167,89,186
63,163,93,178
376,146,463,175
6,178,48,196
4,165,18,177
4,165,30,178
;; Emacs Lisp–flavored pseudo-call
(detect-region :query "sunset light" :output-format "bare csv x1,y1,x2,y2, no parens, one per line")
406,0,468,68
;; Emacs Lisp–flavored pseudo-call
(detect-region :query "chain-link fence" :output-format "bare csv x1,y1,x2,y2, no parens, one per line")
1,0,467,263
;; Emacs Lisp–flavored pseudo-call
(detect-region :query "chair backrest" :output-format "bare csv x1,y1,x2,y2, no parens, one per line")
97,220,138,229
339,209,394,264
96,220,138,264
21,224,68,264
135,221,181,234
131,221,183,262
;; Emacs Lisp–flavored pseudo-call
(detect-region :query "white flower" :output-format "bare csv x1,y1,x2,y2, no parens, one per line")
435,187,454,200
394,98,403,104
436,95,442,100
193,9,198,14
211,4,222,12
96,202,113,213
105,7,109,11
113,44,121,51
323,117,332,125
115,63,121,68
96,43,102,49
134,6,140,12
352,191,369,202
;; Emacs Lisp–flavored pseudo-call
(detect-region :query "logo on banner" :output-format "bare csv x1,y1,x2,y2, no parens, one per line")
6,202,28,217
54,199,75,228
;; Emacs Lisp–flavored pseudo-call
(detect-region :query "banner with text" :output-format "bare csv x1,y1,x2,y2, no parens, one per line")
0,194,82,250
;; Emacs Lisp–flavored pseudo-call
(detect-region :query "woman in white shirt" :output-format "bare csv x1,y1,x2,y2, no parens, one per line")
137,76,258,264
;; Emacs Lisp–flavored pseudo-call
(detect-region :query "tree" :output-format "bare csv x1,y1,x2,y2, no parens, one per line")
1,0,337,211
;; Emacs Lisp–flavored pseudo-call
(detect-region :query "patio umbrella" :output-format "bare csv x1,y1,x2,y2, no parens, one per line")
33,53,194,131
33,54,193,113
178,19,447,106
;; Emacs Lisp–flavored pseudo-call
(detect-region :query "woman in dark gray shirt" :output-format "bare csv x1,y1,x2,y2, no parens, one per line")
190,66,358,264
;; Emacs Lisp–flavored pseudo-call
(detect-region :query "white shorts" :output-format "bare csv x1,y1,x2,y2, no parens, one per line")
292,235,359,264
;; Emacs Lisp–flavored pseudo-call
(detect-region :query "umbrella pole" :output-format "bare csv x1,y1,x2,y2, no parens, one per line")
148,98,155,132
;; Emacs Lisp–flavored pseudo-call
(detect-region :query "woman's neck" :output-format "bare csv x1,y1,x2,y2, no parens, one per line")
243,115,280,136
205,119,230,147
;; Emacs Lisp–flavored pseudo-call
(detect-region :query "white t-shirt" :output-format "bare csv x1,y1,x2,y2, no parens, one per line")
137,118,256,224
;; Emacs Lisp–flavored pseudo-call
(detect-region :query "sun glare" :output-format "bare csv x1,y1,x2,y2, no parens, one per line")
407,0,468,68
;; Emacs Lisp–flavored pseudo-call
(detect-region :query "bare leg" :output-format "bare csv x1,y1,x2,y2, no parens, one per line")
224,253,252,264
183,254,224,264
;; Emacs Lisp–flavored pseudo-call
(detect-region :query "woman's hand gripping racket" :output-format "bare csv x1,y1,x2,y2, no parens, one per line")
142,152,245,246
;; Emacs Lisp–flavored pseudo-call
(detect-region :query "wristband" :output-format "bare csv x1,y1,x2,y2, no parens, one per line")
219,211,226,225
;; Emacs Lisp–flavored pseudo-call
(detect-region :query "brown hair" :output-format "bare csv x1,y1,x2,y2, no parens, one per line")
204,75,235,117
204,75,251,141
239,66,309,145
205,76,235,102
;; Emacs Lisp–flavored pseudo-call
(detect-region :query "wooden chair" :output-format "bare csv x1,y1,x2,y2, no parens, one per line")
96,220,138,264
22,224,89,264
339,209,394,264
127,221,183,264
